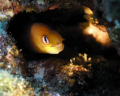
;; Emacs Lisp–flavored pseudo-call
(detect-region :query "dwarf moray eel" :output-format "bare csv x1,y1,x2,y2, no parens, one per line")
29,23,64,54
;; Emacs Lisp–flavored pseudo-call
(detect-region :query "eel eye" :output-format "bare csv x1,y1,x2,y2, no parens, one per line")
43,36,49,44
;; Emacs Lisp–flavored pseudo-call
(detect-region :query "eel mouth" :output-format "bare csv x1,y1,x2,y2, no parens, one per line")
50,43,63,47
51,43,64,51
47,43,64,54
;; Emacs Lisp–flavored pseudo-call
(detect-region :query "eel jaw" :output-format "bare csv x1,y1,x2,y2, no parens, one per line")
45,43,64,54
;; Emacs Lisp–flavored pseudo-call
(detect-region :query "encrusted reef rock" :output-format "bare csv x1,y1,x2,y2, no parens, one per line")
1,0,120,96
26,54,92,95
94,0,120,56
0,70,35,96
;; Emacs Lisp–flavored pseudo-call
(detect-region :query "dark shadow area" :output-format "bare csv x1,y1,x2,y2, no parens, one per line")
6,9,120,61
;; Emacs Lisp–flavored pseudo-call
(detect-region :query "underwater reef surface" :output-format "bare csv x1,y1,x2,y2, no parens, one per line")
94,0,120,56
0,0,120,96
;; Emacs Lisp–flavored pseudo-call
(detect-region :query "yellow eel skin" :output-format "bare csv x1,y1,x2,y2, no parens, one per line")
29,23,64,54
